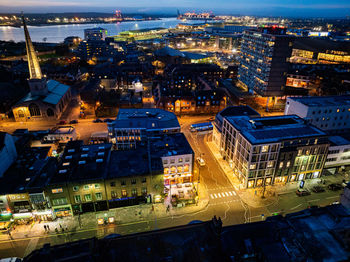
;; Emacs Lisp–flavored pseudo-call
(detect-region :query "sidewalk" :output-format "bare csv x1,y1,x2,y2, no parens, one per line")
0,182,209,242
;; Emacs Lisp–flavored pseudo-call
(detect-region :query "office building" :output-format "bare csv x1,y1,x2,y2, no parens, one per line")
220,115,328,188
108,108,180,150
84,27,107,41
290,37,350,64
284,95,350,134
238,26,294,97
212,106,260,150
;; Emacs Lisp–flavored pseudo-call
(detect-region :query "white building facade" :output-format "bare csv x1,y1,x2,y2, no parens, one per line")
285,96,350,133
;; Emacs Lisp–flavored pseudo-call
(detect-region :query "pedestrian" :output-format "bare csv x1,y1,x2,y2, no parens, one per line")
44,225,47,232
59,224,63,229
65,226,68,232
47,225,50,231
55,228,58,233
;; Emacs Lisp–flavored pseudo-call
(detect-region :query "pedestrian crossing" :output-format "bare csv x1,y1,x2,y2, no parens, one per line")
210,190,237,199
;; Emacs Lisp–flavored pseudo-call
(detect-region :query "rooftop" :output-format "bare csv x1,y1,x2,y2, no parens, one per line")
227,115,326,144
150,133,193,158
0,146,52,195
17,80,70,106
329,136,350,146
293,37,350,53
109,108,180,131
49,141,112,185
288,95,350,107
106,147,159,179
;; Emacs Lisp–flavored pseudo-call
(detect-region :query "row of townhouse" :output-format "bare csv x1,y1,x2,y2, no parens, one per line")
0,132,194,223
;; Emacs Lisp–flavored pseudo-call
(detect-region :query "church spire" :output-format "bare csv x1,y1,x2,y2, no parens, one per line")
22,13,42,80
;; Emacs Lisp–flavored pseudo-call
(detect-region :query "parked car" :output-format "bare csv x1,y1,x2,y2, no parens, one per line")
93,119,103,123
296,189,311,197
312,186,325,193
69,119,78,124
57,120,66,125
328,183,343,191
103,118,113,123
196,157,206,167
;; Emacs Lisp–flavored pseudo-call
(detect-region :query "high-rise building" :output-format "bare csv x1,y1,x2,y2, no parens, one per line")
238,26,294,97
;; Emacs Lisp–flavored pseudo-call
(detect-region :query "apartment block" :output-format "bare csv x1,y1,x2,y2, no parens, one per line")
220,115,328,188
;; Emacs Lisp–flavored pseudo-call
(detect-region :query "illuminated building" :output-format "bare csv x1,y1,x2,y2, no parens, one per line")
150,133,195,203
238,26,294,97
290,37,350,64
84,27,107,41
285,95,350,134
11,15,71,122
220,115,328,188
107,109,180,150
325,136,350,172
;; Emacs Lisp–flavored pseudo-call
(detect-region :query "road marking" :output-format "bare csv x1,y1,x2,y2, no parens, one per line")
214,193,218,198
232,191,237,196
228,191,232,196
210,194,214,199
308,199,320,202
290,203,302,210
218,193,222,198
225,192,229,197
326,196,339,199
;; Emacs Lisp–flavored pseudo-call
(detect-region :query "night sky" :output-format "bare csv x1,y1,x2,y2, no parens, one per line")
0,0,349,17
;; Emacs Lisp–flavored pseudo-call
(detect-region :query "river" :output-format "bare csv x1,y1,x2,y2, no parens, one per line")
0,18,197,43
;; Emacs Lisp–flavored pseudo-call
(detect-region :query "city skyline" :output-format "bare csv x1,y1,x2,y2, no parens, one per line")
1,0,350,17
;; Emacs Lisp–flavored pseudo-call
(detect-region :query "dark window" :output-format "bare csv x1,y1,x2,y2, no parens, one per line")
29,103,41,116
47,108,54,117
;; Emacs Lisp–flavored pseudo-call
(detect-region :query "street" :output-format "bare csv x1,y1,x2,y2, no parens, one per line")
0,114,344,259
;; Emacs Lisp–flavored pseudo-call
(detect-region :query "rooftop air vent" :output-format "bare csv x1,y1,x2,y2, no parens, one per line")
82,148,89,152
79,160,86,165
96,159,103,163
59,169,67,174
65,155,73,160
68,149,75,153
81,154,88,158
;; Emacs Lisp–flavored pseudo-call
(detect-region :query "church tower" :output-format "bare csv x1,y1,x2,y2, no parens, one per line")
22,14,48,96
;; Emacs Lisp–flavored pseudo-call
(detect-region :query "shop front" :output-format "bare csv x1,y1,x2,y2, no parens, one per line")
32,210,53,221
53,205,72,218
13,212,33,224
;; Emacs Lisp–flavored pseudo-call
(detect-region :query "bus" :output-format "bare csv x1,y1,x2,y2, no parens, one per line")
190,122,213,132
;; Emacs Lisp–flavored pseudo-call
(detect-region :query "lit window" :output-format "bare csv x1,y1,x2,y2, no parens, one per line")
95,192,102,200
84,185,90,190
84,194,92,201
262,145,269,153
52,188,63,194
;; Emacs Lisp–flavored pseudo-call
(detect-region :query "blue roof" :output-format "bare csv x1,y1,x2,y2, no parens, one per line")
289,95,350,107
43,80,70,105
16,80,70,106
109,108,180,131
227,115,326,144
